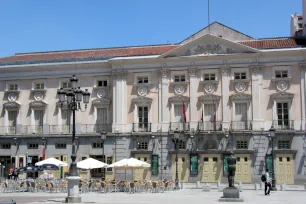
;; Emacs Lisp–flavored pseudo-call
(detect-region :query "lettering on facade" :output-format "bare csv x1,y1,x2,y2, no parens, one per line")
182,43,239,56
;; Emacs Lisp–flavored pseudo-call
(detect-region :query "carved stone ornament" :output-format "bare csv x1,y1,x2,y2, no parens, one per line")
251,66,263,75
276,80,289,91
182,43,238,56
235,82,247,93
222,67,230,76
8,93,17,102
160,69,168,78
189,69,197,77
97,89,108,98
132,96,153,105
34,92,44,101
204,83,215,94
174,84,185,95
137,86,148,96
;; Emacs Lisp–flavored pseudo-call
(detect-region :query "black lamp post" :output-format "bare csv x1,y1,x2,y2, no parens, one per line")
269,126,277,191
101,130,107,159
172,128,181,190
57,75,90,199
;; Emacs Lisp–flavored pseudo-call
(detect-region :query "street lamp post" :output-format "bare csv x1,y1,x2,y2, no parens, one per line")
172,128,180,190
57,75,90,203
101,130,107,181
269,126,277,191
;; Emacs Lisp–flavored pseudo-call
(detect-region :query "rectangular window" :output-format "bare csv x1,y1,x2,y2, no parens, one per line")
277,102,289,128
28,143,39,149
138,106,149,131
174,75,185,82
1,144,11,149
8,111,17,134
190,154,198,175
178,140,186,149
97,108,107,124
61,81,72,89
34,110,44,133
61,110,71,133
275,70,288,78
174,104,183,122
278,140,290,149
151,155,159,175
106,156,113,171
204,73,216,81
236,141,248,149
234,72,247,80
8,84,18,91
299,23,303,29
97,80,108,87
137,77,149,84
137,141,148,150
92,142,103,148
55,143,67,149
34,83,44,90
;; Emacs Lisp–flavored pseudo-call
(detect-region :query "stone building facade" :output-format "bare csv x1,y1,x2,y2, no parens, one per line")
0,22,306,184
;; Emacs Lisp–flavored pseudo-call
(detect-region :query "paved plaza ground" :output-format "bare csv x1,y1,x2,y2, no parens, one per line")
0,189,306,204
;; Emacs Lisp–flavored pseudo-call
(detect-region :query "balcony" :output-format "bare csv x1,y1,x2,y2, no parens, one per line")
272,120,294,130
198,121,222,132
0,126,16,134
49,125,73,134
132,123,152,132
169,122,190,132
230,121,252,131
81,124,112,133
21,125,43,134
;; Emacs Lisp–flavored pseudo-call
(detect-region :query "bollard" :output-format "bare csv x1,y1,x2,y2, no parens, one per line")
254,183,259,190
304,183,306,190
217,181,220,187
180,182,184,189
196,181,201,188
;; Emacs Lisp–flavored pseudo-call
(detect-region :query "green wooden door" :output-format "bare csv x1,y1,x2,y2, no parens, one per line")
190,155,198,175
266,156,273,174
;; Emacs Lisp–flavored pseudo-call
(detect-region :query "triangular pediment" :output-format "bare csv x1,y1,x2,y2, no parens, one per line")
160,34,260,58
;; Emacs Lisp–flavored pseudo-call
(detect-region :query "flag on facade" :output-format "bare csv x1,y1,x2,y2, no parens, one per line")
213,102,217,130
201,106,204,122
182,100,187,123
42,147,46,160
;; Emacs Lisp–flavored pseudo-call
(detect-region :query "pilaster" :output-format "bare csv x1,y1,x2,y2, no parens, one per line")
221,66,230,130
189,69,198,130
160,69,170,132
300,64,306,131
251,65,264,130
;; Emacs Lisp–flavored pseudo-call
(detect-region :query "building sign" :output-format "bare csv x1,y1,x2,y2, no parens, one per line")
190,154,198,175
152,155,159,175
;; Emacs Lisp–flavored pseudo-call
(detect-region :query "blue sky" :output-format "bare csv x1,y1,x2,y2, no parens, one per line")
0,0,302,57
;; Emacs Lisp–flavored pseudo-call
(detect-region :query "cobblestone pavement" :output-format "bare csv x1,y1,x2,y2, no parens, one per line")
1,189,306,204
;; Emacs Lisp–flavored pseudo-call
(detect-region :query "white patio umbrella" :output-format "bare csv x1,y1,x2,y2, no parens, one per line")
108,158,150,180
77,158,108,170
35,157,68,167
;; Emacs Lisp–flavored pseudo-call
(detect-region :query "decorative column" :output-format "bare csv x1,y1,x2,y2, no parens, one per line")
251,66,264,130
300,64,306,131
189,69,198,131
221,66,231,130
160,69,170,131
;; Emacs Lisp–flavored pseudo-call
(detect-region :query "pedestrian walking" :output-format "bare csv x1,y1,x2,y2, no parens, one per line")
261,168,271,195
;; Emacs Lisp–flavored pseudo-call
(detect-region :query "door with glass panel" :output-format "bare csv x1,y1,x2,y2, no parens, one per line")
277,103,289,129
34,110,44,133
61,110,71,133
234,103,248,130
96,108,107,132
138,106,149,132
8,111,17,134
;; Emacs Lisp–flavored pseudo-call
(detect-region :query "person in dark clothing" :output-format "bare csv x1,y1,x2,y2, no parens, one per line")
264,169,272,195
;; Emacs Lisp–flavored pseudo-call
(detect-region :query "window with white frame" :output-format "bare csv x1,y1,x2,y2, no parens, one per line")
275,70,288,78
178,140,186,149
234,103,247,121
137,76,149,84
106,156,113,171
174,75,186,82
97,80,108,87
97,108,107,124
34,82,45,90
236,141,248,149
8,84,18,91
61,110,71,133
8,111,17,128
61,81,72,89
234,72,247,80
92,142,103,148
138,106,149,130
28,143,39,149
204,73,216,81
204,104,216,122
276,102,289,127
55,143,67,149
278,140,290,149
34,110,44,133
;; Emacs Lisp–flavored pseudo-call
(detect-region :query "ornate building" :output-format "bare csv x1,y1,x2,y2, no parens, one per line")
0,22,306,184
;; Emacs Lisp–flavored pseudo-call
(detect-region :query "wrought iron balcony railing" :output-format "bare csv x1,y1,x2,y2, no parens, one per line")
0,126,16,134
21,125,43,134
49,125,73,134
230,121,252,131
81,124,112,133
169,122,190,132
132,123,152,132
198,121,222,132
272,120,294,130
